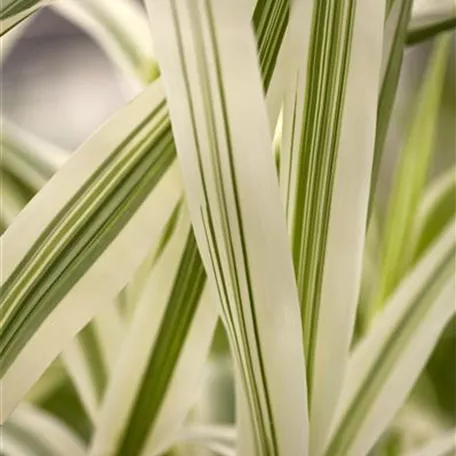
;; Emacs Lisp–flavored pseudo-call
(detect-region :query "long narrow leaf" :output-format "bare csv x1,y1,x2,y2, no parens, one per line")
370,35,450,315
0,0,299,431
325,220,456,456
279,1,385,453
146,2,308,454
90,206,217,456
0,80,181,421
94,0,296,452
1,404,86,456
61,303,125,423
0,120,126,424
368,0,414,216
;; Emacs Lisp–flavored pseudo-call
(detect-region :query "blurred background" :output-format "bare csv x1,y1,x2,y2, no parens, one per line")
1,2,454,455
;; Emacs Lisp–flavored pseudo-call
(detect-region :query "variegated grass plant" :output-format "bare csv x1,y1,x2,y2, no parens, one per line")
0,1,455,455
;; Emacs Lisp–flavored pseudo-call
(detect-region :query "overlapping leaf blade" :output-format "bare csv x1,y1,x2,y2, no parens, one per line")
1,404,86,456
326,220,456,456
146,1,309,454
279,1,385,453
370,35,451,316
369,0,414,216
90,205,217,456
0,80,181,421
0,120,126,423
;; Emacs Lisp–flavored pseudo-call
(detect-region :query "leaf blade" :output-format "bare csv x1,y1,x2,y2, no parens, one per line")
146,1,309,454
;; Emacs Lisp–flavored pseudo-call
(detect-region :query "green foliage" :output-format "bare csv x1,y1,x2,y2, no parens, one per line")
0,1,455,455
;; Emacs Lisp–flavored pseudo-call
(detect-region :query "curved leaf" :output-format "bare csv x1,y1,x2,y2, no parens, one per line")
0,80,181,421
326,220,456,456
146,1,308,454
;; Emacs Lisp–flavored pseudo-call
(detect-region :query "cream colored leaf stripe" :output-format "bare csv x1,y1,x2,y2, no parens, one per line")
0,0,294,426
168,4,274,451
0,96,173,376
326,222,456,456
280,2,385,453
147,1,308,455
113,233,206,456
0,122,124,423
91,1,293,450
91,209,216,456
253,0,289,91
282,0,356,385
0,0,293,371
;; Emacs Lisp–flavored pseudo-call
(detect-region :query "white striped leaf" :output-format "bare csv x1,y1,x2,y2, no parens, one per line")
325,220,456,456
0,120,126,424
279,1,385,453
92,1,299,454
370,35,451,315
93,1,287,448
1,404,86,456
0,0,48,36
0,80,182,421
90,205,217,456
146,2,308,455
51,0,159,87
61,303,125,423
2,2,300,432
368,0,414,215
